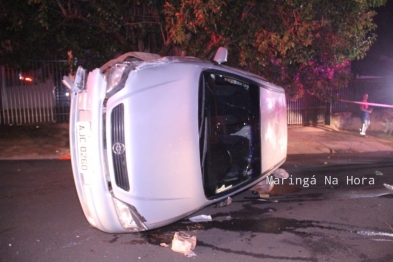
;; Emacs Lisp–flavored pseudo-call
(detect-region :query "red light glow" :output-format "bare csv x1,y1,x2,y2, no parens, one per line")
19,76,33,82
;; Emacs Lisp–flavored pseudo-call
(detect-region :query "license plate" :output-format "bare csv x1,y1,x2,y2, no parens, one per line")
76,122,91,176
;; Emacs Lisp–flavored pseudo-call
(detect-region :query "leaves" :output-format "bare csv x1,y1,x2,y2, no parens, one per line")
0,0,387,98
231,0,385,99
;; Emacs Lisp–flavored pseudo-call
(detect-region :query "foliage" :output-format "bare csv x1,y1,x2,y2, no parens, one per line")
0,0,386,99
234,0,386,100
0,0,166,68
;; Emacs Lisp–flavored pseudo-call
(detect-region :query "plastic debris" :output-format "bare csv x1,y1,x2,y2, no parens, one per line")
187,252,197,257
375,171,383,176
171,231,197,256
189,215,212,222
259,193,269,198
272,168,289,179
250,178,274,194
383,183,393,191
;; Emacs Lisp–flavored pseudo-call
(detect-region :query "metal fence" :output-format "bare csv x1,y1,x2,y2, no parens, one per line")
286,76,393,126
1,61,70,125
1,60,366,126
287,87,356,126
287,94,328,126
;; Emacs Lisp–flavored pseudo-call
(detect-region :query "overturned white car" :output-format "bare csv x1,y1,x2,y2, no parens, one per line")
64,47,287,233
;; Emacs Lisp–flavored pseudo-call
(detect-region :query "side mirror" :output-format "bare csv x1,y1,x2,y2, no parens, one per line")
213,47,228,65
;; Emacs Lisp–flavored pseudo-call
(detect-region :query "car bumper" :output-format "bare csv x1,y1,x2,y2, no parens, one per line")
69,68,138,233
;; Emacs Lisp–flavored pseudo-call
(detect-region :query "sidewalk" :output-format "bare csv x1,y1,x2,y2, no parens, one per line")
0,123,70,160
288,125,393,155
0,123,393,160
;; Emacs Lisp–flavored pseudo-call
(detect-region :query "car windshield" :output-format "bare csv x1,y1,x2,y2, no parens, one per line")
199,70,261,198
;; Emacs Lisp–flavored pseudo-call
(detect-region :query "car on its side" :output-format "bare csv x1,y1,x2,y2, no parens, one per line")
63,47,287,233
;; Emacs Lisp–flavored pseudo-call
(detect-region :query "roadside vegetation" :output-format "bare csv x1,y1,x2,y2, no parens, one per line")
0,0,386,99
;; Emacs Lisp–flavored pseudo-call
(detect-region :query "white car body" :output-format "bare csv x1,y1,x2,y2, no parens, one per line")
65,48,287,233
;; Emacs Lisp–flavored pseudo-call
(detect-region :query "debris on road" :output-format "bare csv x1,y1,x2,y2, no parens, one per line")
375,170,383,176
189,215,212,222
250,168,290,195
259,193,270,198
383,183,393,191
171,231,197,257
272,168,289,179
251,178,274,194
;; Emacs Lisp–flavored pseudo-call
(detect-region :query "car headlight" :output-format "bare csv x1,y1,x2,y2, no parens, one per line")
73,66,86,92
112,197,147,232
106,63,128,94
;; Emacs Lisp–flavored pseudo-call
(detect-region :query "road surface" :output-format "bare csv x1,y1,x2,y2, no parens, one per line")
1,152,393,261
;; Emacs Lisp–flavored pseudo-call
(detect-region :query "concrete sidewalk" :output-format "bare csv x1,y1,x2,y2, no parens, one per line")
0,123,70,160
288,125,393,155
0,123,393,160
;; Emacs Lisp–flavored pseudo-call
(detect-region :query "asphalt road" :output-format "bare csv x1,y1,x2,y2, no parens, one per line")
1,153,393,262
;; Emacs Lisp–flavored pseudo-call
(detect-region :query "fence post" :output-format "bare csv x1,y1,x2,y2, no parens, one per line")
325,101,332,125
0,66,5,125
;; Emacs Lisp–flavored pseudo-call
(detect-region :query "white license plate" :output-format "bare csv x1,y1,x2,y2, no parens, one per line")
76,122,91,176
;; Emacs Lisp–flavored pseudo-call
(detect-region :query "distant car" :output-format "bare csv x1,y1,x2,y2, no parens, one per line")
63,47,287,233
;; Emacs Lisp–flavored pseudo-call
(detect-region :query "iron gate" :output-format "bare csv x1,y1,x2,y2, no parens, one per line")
1,61,70,125
287,94,328,126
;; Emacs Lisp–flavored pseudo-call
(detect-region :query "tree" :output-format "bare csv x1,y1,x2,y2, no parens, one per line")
0,0,167,67
162,0,386,100
239,0,356,99
0,0,386,99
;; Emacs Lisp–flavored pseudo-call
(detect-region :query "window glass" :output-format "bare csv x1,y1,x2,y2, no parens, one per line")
199,71,261,198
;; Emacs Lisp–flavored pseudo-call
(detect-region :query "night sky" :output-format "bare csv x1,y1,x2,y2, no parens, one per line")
351,1,393,76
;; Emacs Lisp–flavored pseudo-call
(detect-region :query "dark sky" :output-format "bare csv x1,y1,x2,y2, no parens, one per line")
351,1,393,76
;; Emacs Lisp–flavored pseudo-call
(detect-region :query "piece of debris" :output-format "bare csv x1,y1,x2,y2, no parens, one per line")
250,178,274,194
383,183,393,191
186,252,197,257
171,231,197,256
259,193,269,198
250,168,289,195
375,171,383,176
160,243,169,247
216,197,232,208
272,168,289,179
189,215,212,223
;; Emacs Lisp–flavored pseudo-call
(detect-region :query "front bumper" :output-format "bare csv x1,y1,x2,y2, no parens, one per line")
69,68,145,233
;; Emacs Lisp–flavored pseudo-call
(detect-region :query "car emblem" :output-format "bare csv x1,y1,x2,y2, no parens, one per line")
112,142,126,155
